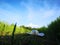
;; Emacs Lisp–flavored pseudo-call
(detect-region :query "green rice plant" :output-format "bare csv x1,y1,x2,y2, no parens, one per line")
0,24,5,36
2,24,5,31
5,31,10,36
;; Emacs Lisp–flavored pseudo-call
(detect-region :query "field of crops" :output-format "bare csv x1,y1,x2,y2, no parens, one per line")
0,17,60,45
0,22,31,36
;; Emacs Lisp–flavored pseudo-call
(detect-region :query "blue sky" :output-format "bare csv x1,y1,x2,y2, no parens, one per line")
0,0,60,28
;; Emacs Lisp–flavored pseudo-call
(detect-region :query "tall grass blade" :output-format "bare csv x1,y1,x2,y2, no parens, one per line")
11,23,17,45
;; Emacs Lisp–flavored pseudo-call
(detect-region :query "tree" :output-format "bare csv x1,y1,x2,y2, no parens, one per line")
37,26,47,33
47,16,60,45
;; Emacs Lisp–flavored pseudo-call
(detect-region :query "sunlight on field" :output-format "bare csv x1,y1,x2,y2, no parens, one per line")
0,24,31,36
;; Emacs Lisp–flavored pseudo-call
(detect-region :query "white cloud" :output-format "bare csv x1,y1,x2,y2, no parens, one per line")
27,8,34,21
20,1,34,21
42,9,55,18
19,1,60,27
0,0,60,27
25,23,39,28
0,3,22,25
42,9,60,18
0,8,21,25
20,0,60,21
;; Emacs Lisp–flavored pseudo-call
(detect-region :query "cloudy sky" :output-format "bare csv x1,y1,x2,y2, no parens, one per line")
0,0,60,28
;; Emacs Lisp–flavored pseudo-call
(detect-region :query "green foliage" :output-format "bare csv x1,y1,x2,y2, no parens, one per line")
48,17,60,37
47,16,60,45
0,22,31,35
0,16,60,45
38,26,47,32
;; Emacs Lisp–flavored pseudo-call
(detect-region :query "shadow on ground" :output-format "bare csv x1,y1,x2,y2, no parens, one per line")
0,33,57,45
